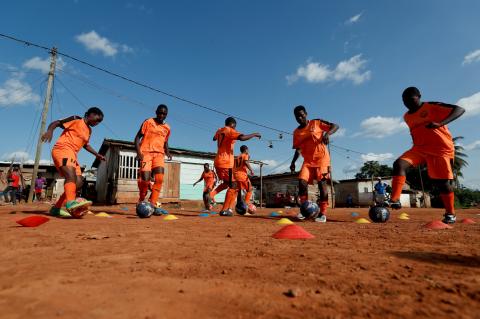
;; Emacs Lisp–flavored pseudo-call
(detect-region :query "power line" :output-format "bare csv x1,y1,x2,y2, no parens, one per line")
0,32,369,156
0,32,290,135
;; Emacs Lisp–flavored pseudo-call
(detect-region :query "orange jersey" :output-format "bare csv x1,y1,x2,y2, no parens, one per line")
293,119,331,167
202,170,216,187
54,117,91,153
234,153,250,175
139,118,171,154
214,126,241,168
404,102,454,157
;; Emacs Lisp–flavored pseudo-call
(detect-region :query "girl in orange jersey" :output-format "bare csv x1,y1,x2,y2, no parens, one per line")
42,107,105,217
193,163,218,212
135,104,172,210
386,87,464,224
290,105,339,223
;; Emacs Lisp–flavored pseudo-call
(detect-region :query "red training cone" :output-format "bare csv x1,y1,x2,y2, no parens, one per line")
272,225,315,239
423,220,452,230
16,216,50,227
461,218,476,224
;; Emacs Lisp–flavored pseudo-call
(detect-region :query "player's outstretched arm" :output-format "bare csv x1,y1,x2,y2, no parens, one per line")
238,133,261,141
290,149,300,173
426,103,465,128
84,144,106,161
41,115,81,143
193,175,203,187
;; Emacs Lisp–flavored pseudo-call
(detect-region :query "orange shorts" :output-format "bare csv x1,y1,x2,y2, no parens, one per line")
234,171,251,191
52,148,81,176
400,149,453,179
298,164,330,184
215,167,233,186
140,152,165,172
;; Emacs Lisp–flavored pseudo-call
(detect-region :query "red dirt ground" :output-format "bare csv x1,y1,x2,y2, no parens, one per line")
1,203,479,319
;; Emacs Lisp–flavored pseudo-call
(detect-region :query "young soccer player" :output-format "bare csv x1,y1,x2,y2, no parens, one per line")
234,145,255,207
386,87,465,224
290,105,339,223
210,117,261,216
6,166,21,205
34,172,46,202
193,163,217,211
135,104,172,209
42,107,105,216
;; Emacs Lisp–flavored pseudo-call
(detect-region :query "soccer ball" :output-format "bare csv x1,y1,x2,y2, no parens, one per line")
136,201,155,218
247,203,257,214
300,200,320,219
70,197,91,219
368,206,390,223
235,201,248,215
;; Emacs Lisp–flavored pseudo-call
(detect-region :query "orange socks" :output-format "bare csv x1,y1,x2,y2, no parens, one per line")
55,193,66,208
64,182,76,202
149,173,164,205
319,201,328,214
440,192,455,214
222,188,237,211
138,180,150,202
245,190,252,204
391,176,406,201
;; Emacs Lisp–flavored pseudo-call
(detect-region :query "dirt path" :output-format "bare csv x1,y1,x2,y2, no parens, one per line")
1,204,479,319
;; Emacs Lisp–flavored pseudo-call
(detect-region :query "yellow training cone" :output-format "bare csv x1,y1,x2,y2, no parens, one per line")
277,218,294,225
398,215,410,220
355,218,371,224
278,210,284,214
163,215,178,221
95,212,112,218
399,212,409,217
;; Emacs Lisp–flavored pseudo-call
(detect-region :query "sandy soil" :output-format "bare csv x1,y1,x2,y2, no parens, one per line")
0,203,479,319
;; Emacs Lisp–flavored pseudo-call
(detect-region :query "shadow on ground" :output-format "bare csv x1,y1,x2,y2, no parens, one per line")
391,251,480,268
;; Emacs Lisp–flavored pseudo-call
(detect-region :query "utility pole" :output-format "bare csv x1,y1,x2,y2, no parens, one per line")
28,48,57,203
418,166,426,208
327,143,336,209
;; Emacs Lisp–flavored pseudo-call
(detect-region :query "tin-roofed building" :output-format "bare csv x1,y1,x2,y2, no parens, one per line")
92,139,220,204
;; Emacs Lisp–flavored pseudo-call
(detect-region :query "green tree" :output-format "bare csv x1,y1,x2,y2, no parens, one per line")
452,136,468,188
355,161,393,179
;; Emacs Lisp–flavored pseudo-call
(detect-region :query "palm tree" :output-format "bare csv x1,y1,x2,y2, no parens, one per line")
453,136,468,188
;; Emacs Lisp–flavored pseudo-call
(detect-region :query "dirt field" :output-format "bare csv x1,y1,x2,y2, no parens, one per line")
0,203,479,319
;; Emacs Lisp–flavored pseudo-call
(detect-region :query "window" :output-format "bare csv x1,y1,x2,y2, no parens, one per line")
118,151,139,180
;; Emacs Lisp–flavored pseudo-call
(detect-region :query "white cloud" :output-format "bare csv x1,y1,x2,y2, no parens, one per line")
462,49,480,65
287,54,371,85
343,163,359,175
0,77,40,107
360,152,394,162
23,56,67,73
463,140,480,151
334,128,347,137
345,12,363,25
75,30,133,57
355,116,408,138
261,159,291,175
456,91,480,118
2,151,52,165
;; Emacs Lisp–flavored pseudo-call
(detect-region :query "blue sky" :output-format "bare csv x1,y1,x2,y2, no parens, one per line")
0,0,479,188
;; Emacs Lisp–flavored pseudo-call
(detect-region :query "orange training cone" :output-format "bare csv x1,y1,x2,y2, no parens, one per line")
424,220,453,230
272,225,315,239
16,216,50,227
461,218,475,224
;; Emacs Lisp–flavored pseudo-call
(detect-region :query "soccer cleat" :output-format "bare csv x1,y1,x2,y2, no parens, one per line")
384,200,402,210
442,213,456,225
219,209,234,217
314,214,327,223
66,199,92,212
153,207,169,216
296,212,306,220
49,206,71,218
